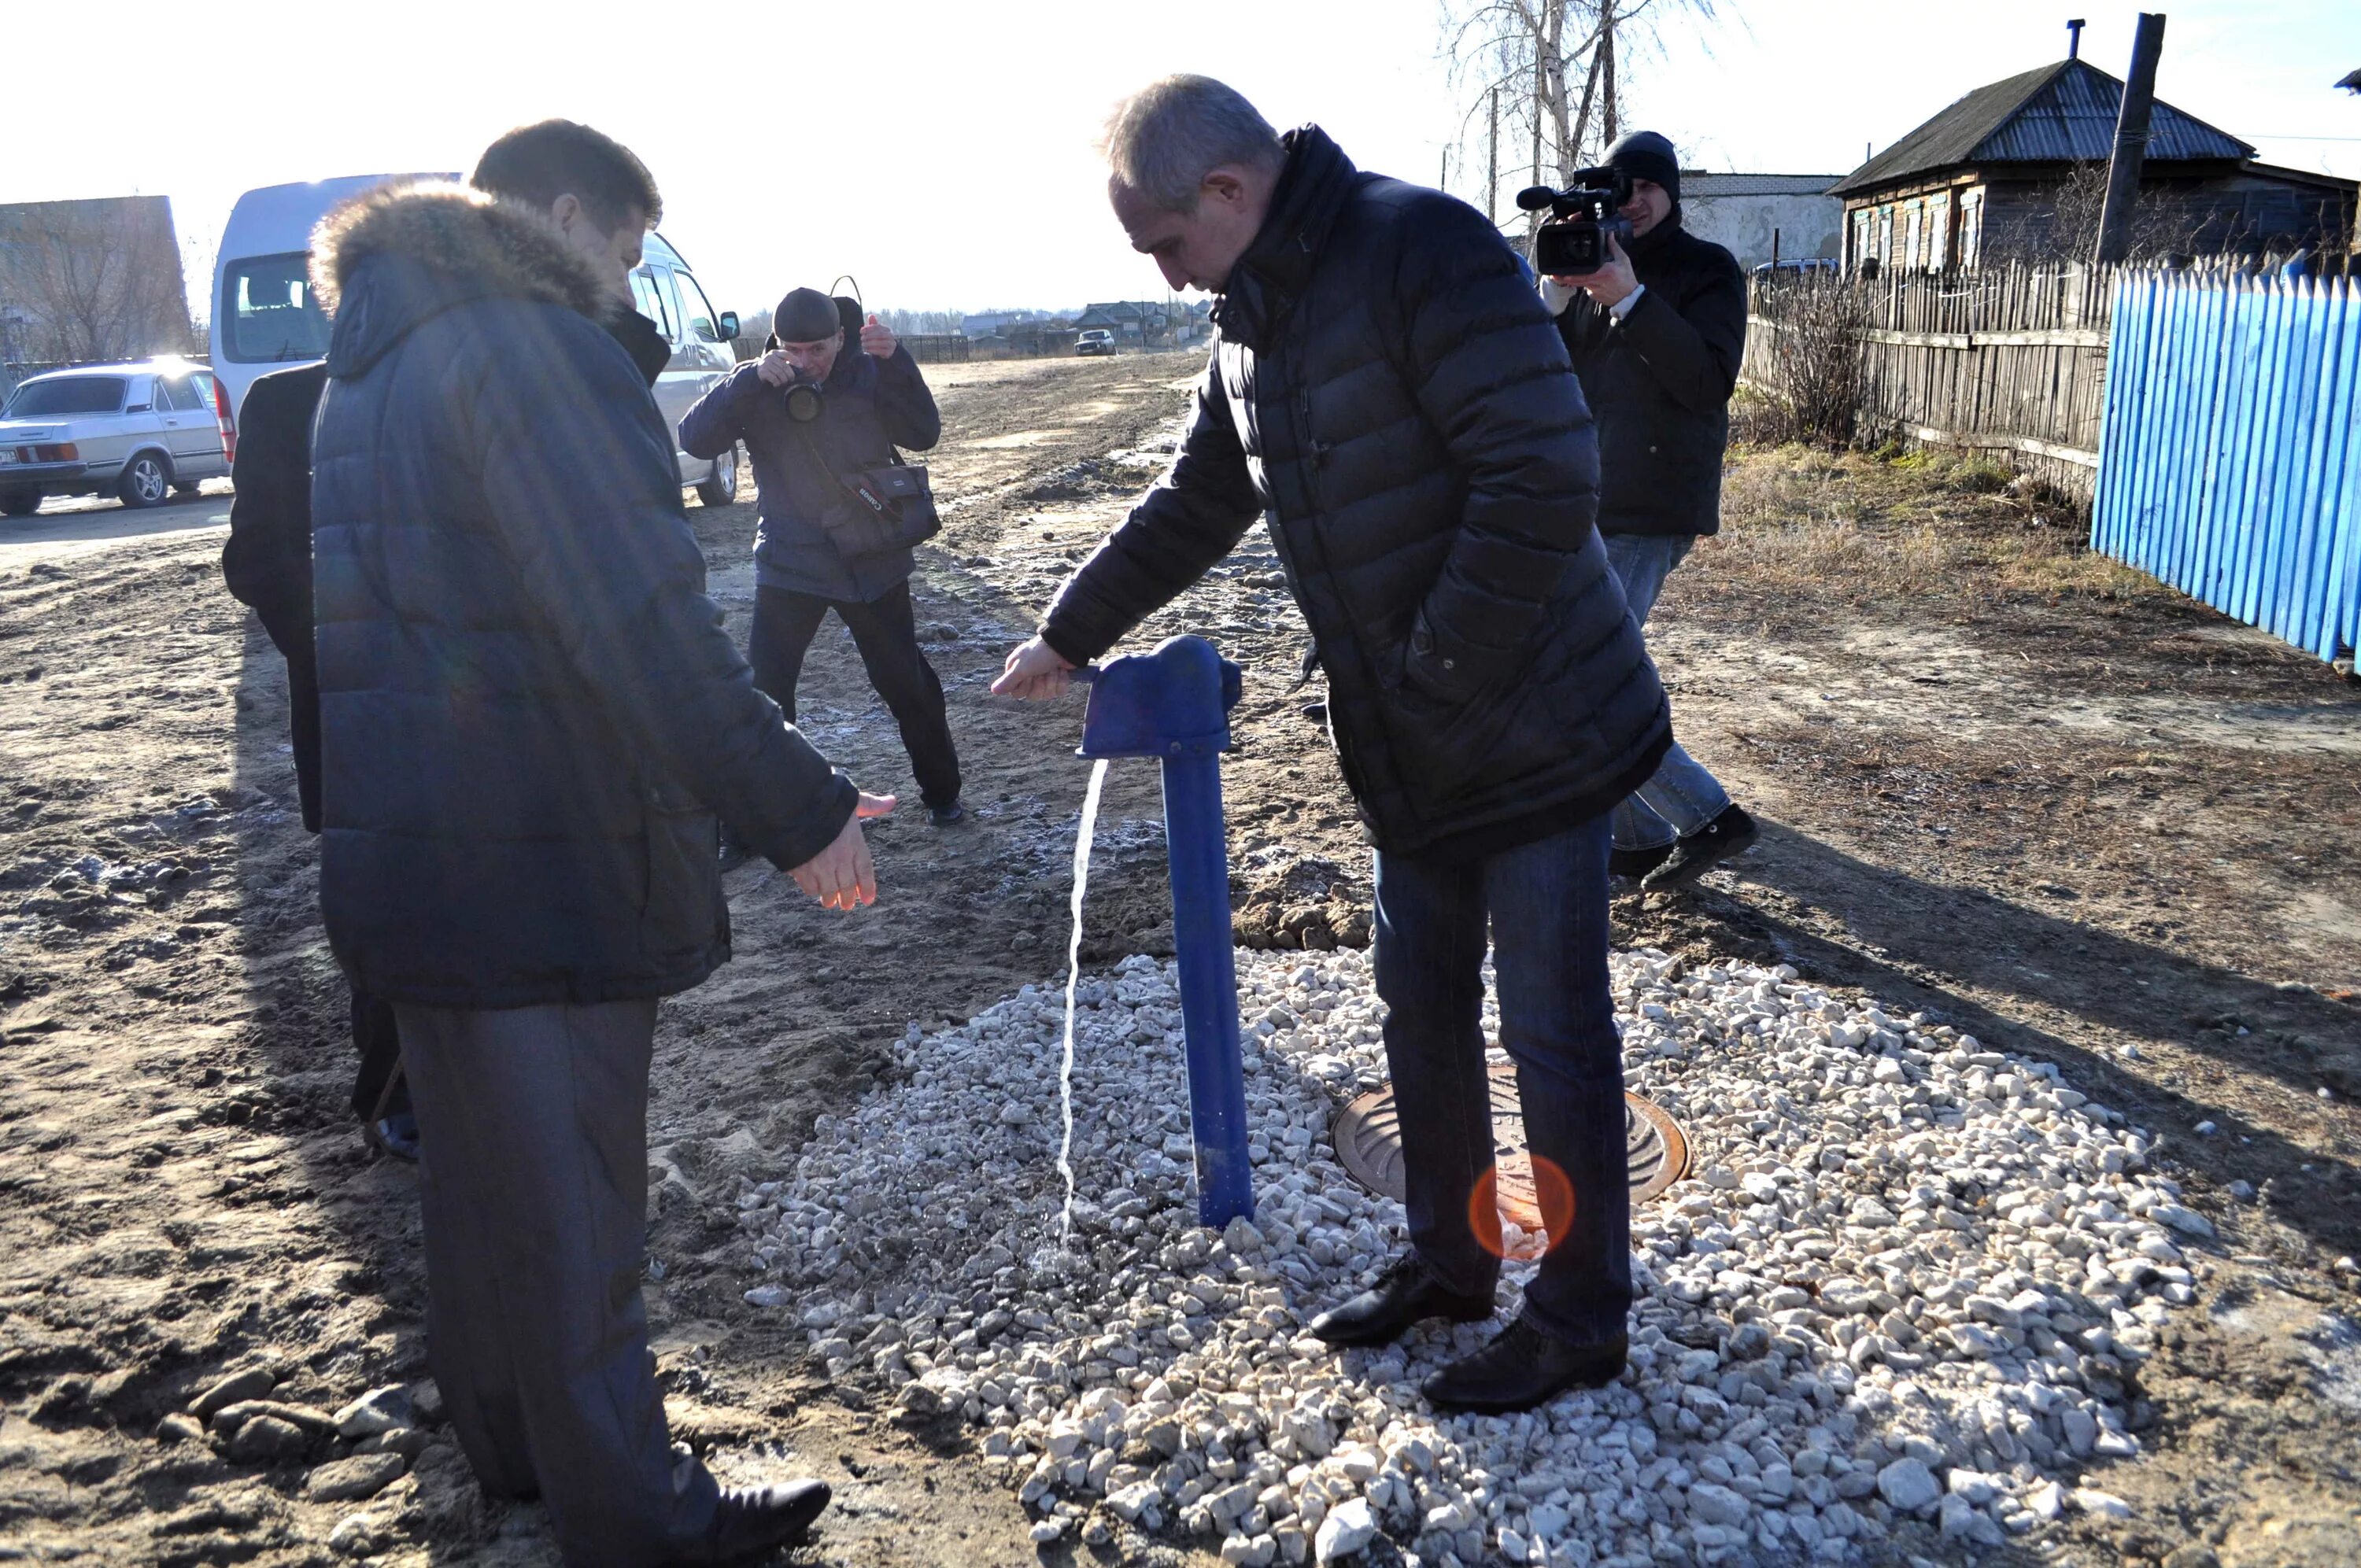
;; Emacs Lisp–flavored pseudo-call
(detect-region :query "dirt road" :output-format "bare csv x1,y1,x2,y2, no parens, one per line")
2,354,2357,1567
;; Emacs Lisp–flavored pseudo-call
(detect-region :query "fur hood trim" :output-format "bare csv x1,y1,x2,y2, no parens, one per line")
309,180,610,319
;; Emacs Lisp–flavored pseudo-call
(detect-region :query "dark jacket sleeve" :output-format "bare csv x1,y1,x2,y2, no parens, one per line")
1038,353,1262,666
1390,202,1602,699
220,365,326,649
678,363,761,461
471,318,856,869
872,346,941,452
1613,244,1746,413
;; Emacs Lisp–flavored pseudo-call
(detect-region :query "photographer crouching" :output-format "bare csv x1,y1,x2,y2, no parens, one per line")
1532,131,1758,890
679,289,964,840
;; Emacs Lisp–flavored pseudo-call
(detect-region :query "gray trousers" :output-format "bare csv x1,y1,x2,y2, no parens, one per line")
396,999,719,1566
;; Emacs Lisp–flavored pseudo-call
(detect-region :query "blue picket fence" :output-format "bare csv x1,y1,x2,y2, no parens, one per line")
2091,270,2361,662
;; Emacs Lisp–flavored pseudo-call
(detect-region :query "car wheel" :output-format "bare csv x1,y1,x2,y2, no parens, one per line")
0,491,39,518
694,443,738,508
118,455,171,510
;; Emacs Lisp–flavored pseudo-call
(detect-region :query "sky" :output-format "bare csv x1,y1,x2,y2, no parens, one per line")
10,0,2358,323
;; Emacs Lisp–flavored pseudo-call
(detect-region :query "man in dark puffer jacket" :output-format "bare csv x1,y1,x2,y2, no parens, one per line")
311,120,887,1565
996,76,1670,1413
1543,131,1758,890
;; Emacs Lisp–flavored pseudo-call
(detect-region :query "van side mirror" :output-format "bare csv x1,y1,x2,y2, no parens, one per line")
718,311,741,341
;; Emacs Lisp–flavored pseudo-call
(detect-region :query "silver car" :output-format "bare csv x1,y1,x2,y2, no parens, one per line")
0,359,233,515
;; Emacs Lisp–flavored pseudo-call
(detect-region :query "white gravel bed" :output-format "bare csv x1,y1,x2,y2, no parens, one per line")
733,947,2208,1566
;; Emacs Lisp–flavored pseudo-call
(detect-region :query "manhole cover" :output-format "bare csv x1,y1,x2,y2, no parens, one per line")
1333,1067,1690,1214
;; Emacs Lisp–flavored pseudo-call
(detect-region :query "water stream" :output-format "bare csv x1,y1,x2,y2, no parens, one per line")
1055,758,1111,1244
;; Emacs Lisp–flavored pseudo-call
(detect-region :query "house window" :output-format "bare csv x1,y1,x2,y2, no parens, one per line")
1927,192,1953,271
1877,206,1894,268
1959,189,1985,269
1903,202,1923,271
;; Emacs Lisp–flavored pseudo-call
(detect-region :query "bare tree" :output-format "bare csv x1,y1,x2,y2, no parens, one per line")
1985,163,2218,264
1439,0,1719,223
1752,271,1866,446
0,197,194,363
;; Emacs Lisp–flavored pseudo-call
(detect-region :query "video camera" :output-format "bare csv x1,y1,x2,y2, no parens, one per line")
1518,168,1634,278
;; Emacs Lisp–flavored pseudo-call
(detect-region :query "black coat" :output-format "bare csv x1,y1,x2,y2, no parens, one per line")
1042,127,1669,858
1554,216,1746,537
218,311,673,836
678,346,940,603
221,361,331,832
307,183,856,1009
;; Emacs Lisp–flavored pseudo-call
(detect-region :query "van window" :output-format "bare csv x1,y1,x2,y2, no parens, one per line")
222,252,333,364
675,267,728,345
3,376,127,417
630,267,676,343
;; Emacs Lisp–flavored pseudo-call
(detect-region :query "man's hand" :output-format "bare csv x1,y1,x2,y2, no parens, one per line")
1566,233,1640,309
859,313,897,359
788,792,896,909
756,349,796,387
992,636,1077,699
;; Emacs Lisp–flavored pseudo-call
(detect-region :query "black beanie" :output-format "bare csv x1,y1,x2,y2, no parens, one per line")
1606,131,1680,204
773,287,843,343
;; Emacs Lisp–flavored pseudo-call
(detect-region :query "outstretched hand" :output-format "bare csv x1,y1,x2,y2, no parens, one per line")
992,636,1077,700
859,313,897,359
789,792,895,909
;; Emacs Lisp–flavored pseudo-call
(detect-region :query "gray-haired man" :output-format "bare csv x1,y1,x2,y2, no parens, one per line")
997,76,1671,1413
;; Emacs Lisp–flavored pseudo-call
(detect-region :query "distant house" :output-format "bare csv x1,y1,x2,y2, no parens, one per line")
1680,174,1846,271
1073,301,1190,344
962,308,1047,338
1832,50,2358,271
0,195,193,368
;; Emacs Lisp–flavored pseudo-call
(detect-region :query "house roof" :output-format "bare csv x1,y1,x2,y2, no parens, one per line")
1831,57,2252,197
1684,174,1845,197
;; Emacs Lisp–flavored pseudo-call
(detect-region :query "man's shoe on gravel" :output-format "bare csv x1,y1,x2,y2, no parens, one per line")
716,826,752,873
928,801,967,827
1422,1318,1627,1414
1308,1255,1494,1348
1642,804,1759,891
663,1480,830,1566
1609,840,1675,881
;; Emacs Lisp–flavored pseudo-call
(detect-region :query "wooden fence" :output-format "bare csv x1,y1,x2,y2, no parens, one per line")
1744,261,2116,504
2092,268,2361,662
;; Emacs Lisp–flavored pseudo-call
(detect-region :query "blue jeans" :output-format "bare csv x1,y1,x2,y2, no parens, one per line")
1602,533,1731,851
1372,817,1631,1345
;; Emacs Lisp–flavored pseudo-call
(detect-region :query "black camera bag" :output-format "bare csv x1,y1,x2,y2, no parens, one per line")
791,423,940,559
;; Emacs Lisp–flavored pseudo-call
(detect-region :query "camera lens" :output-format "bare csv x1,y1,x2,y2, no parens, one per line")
784,382,823,423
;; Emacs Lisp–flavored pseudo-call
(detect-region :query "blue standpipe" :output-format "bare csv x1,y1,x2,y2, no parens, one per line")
1076,636,1254,1228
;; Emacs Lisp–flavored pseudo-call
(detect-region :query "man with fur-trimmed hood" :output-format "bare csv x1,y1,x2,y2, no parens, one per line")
308,120,886,1564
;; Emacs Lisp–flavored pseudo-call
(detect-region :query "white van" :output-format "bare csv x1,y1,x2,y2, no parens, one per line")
211,177,743,506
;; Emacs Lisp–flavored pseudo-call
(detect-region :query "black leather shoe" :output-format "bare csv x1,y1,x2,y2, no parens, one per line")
1422,1316,1628,1414
1308,1255,1494,1348
663,1480,831,1566
1642,804,1759,891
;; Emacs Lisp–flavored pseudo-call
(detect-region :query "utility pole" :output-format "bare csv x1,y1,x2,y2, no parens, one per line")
2094,13,2167,265
1487,87,1500,226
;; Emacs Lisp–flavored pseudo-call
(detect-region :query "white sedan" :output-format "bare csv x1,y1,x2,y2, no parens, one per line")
0,359,235,516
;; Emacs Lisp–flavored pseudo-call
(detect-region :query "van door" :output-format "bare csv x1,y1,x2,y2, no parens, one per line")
630,265,700,484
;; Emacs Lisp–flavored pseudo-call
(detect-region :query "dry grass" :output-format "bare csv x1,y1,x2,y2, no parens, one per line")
1696,441,2164,608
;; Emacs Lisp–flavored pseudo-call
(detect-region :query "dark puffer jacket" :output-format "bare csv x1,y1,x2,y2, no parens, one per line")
678,345,940,603
1043,127,1669,858
1552,215,1746,537
308,183,856,1008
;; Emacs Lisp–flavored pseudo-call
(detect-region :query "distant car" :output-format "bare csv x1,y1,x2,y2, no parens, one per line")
0,359,235,516
1076,329,1116,356
213,175,742,507
1752,258,1842,278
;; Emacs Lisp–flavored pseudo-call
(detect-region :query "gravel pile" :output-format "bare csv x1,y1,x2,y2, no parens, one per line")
734,947,2206,1566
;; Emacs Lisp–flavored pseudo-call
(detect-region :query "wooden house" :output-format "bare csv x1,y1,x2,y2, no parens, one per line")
1832,50,2356,271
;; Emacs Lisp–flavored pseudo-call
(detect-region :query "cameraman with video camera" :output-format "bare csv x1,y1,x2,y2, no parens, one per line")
1532,131,1757,890
679,288,964,837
